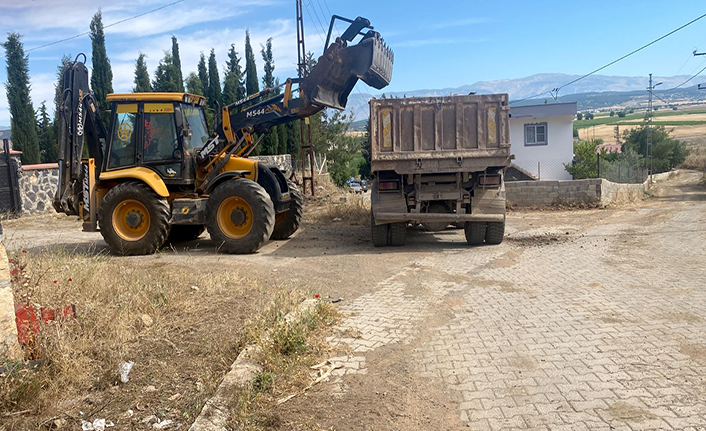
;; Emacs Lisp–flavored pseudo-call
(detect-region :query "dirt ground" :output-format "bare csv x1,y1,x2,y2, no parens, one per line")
2,171,706,430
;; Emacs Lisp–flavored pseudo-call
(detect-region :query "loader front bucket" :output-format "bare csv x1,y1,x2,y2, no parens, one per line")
301,31,393,111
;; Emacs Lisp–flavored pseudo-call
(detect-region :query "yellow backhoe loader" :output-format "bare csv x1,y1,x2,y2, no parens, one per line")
53,16,393,255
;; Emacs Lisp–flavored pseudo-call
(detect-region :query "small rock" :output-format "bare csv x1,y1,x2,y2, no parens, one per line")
195,381,204,392
144,385,157,393
190,285,199,291
118,361,134,383
332,217,342,221
140,314,154,327
153,420,174,429
53,418,66,428
168,393,181,401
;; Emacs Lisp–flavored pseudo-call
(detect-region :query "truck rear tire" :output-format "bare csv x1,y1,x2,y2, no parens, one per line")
389,222,406,246
271,181,304,240
485,222,505,245
371,211,389,247
98,181,170,256
168,225,205,242
206,178,275,254
464,222,486,246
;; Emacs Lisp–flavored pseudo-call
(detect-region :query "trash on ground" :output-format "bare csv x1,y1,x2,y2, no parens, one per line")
153,419,174,429
80,419,114,430
118,361,135,383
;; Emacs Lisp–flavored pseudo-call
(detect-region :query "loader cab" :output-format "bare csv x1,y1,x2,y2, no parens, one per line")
104,93,209,187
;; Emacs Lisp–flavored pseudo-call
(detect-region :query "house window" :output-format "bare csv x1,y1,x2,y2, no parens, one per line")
524,122,547,146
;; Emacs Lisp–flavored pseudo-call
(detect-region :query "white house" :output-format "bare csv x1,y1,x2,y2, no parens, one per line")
509,102,577,180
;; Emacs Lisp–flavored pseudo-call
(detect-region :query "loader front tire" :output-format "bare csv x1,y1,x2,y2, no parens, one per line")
168,225,206,242
271,181,304,240
99,181,170,255
207,179,275,254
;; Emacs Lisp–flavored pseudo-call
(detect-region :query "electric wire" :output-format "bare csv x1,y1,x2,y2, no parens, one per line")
0,0,185,60
510,12,706,104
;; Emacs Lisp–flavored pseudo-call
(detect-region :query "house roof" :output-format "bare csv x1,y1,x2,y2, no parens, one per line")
509,102,577,120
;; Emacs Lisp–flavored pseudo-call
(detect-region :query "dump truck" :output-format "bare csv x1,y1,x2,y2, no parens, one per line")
369,94,511,247
53,15,393,255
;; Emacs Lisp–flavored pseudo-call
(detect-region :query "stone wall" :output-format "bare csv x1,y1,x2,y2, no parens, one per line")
506,178,647,207
251,154,293,173
19,164,59,215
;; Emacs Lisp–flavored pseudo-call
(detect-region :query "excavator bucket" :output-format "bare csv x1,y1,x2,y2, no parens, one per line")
301,17,394,111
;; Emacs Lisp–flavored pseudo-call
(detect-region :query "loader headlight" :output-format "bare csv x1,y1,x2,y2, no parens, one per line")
183,94,192,104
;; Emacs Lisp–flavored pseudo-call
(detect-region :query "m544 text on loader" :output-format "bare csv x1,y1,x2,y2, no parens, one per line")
53,16,393,255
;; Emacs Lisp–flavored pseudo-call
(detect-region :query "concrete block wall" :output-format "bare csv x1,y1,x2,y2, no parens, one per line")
19,164,59,215
506,178,646,207
251,154,293,174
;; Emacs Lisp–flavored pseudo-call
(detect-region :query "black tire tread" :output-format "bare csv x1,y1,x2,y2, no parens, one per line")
98,181,170,256
371,211,388,247
206,179,275,254
389,222,406,246
485,221,505,245
270,181,304,240
464,222,486,246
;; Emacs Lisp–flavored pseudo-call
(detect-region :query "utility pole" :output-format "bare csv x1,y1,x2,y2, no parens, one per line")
646,74,662,180
296,0,315,196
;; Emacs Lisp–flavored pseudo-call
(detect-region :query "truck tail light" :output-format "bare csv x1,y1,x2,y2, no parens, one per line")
478,175,501,186
378,181,399,191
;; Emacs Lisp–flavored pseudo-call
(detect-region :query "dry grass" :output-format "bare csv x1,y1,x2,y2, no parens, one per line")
303,174,370,226
229,297,340,430
681,142,706,172
0,245,302,429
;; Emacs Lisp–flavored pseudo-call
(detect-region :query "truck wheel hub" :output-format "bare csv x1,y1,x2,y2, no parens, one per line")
230,208,247,226
126,211,143,228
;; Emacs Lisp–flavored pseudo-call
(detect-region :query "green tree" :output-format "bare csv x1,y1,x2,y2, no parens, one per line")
244,30,259,96
207,49,222,105
3,32,40,164
197,53,209,100
609,111,614,117
564,139,600,179
185,72,203,95
36,102,56,162
617,111,626,118
622,125,688,173
358,119,372,178
152,51,181,92
576,112,583,120
222,44,245,105
171,36,185,92
258,38,280,155
133,52,151,92
89,10,114,125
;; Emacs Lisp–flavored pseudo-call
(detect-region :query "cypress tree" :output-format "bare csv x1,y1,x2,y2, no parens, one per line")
2,32,40,164
197,53,209,100
185,72,203,96
207,49,222,105
259,38,279,155
244,30,259,96
171,36,185,92
222,44,245,105
89,10,113,125
133,53,151,92
152,51,180,92
37,102,56,162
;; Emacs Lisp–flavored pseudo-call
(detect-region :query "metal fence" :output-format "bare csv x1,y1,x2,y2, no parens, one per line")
598,154,648,184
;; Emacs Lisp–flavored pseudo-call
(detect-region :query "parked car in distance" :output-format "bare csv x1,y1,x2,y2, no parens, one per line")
360,180,369,192
348,181,363,194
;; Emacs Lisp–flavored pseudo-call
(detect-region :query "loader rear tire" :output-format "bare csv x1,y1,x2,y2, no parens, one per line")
168,225,206,242
371,211,389,247
389,222,407,246
98,181,170,256
271,181,303,240
206,179,275,254
464,222,486,246
485,222,505,245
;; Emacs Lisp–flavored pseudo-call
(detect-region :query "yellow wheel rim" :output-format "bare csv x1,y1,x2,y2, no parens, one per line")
112,199,150,241
217,196,253,239
275,211,287,225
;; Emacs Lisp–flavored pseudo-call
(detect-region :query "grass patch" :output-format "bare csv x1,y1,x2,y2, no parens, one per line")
1,245,279,429
229,295,340,430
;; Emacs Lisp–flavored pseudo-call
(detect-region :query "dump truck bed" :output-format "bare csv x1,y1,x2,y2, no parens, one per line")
370,94,511,174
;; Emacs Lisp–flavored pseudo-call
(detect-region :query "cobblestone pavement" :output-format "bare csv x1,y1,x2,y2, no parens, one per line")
328,176,706,430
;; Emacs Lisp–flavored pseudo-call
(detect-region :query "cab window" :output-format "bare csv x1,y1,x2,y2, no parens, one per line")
108,104,137,169
180,103,210,153
143,103,178,162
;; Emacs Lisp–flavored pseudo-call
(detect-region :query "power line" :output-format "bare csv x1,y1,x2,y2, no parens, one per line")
0,0,185,60
665,58,706,91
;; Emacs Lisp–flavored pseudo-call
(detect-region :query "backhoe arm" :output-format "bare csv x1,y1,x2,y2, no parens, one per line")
53,54,108,215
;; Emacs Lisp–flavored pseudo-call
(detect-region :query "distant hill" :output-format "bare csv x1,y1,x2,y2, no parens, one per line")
345,73,706,121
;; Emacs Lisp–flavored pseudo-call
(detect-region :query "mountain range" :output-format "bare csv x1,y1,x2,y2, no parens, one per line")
346,73,706,126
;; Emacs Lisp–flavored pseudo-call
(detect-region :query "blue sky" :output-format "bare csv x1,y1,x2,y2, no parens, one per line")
1,0,706,128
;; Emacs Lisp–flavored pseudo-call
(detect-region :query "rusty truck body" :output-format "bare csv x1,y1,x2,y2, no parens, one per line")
369,94,512,246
